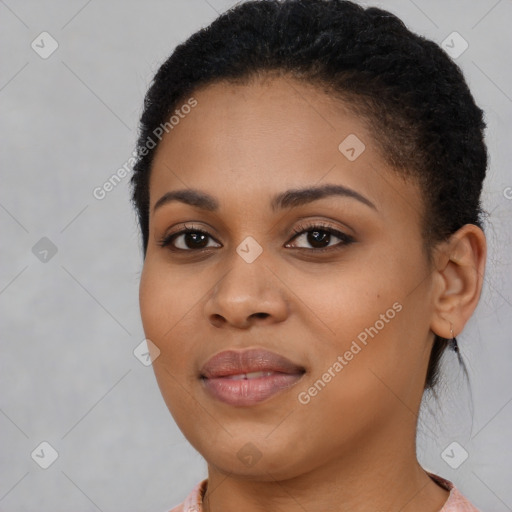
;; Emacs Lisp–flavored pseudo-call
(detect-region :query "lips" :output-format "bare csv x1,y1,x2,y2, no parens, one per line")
200,348,305,378
200,348,306,406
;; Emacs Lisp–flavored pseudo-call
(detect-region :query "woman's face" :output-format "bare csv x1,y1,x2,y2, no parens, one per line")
139,75,437,479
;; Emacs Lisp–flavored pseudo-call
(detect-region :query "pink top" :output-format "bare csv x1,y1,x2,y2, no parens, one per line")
168,472,482,512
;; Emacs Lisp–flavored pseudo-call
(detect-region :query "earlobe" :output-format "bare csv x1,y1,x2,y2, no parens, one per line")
430,224,487,340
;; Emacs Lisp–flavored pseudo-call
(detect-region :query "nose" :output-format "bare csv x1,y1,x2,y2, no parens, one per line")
204,251,289,329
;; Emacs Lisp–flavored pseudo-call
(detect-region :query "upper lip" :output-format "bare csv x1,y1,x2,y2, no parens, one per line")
200,348,306,379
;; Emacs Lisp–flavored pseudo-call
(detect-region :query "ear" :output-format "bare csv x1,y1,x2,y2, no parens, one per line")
430,224,487,339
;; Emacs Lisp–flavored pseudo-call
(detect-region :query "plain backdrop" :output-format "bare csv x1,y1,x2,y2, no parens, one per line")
1,0,511,511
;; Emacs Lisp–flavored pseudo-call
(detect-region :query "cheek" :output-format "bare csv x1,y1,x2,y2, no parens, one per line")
139,263,200,420
138,259,217,392
291,248,421,397
139,267,166,342
138,262,190,351
293,253,405,345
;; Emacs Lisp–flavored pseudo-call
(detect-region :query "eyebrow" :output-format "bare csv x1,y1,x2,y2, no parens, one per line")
153,183,377,213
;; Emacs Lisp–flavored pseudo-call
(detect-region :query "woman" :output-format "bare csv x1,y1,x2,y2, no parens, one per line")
131,1,487,510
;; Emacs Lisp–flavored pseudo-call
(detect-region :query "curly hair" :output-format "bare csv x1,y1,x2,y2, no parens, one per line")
130,0,488,390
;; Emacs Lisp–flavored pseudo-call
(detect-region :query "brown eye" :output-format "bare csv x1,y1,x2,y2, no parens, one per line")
286,224,355,252
159,227,221,251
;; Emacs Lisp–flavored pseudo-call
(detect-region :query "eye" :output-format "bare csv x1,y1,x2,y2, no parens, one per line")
158,224,221,251
285,222,355,252
158,222,354,253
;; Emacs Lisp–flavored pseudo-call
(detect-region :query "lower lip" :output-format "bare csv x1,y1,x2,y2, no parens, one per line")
202,372,304,406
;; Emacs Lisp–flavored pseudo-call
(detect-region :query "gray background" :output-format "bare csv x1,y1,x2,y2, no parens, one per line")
1,0,511,510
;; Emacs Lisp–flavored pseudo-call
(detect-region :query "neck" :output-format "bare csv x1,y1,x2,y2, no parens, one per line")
202,418,449,512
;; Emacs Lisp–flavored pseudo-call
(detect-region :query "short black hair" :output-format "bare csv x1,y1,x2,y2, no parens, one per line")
131,0,488,390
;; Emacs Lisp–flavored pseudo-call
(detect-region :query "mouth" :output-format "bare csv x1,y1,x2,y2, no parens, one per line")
221,371,276,380
200,348,306,406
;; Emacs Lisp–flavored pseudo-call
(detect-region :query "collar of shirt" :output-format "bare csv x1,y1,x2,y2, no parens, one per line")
169,472,481,512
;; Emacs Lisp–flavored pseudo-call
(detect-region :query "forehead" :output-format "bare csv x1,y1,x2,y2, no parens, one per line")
161,75,359,159
148,75,422,223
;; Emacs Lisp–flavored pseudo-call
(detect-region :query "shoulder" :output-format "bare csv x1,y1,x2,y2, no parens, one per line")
427,472,482,512
167,479,208,512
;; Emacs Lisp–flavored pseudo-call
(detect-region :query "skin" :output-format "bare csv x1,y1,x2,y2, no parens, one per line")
139,73,486,512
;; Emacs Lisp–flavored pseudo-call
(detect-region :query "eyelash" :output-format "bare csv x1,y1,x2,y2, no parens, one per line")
158,222,355,254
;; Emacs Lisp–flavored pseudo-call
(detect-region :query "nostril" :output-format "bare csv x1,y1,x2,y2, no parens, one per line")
252,312,269,319
210,314,225,327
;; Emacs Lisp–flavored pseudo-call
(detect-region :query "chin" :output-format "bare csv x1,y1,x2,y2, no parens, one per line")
195,435,312,481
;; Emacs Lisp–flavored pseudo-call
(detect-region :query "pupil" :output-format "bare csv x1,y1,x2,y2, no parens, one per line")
186,233,208,248
308,230,330,248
